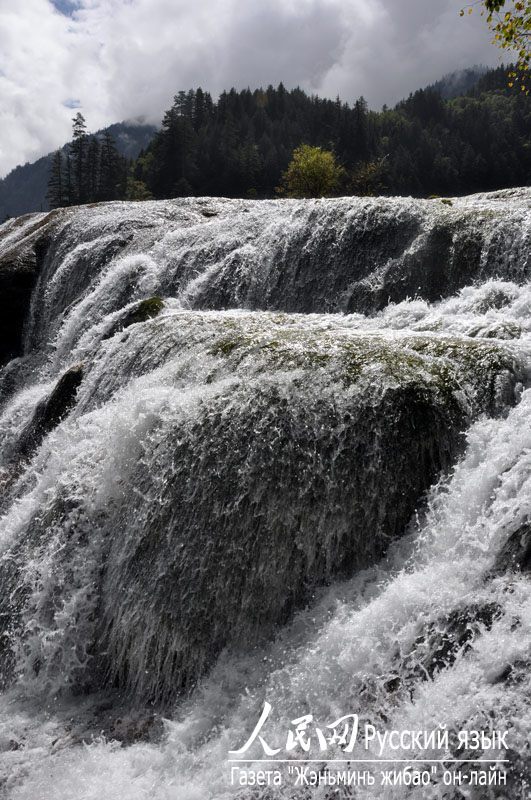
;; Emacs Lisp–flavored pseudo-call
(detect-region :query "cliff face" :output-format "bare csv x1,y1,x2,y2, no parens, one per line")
0,213,50,363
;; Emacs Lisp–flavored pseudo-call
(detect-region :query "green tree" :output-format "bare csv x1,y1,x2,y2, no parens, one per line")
64,153,73,206
463,1,531,90
99,131,126,200
46,151,65,209
277,144,345,198
86,137,101,201
136,79,531,201
125,176,153,200
350,157,388,196
70,112,88,204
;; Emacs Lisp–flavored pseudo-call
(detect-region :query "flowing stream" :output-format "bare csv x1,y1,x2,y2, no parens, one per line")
0,189,530,798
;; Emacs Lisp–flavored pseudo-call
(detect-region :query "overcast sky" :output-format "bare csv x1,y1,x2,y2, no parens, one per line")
0,0,501,177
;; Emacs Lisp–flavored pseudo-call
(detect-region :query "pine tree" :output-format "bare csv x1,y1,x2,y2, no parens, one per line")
99,131,123,201
353,98,369,162
70,112,88,204
86,137,101,202
139,77,531,201
64,153,73,206
47,151,65,209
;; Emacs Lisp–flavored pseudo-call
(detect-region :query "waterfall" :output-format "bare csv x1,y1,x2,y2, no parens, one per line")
0,189,530,798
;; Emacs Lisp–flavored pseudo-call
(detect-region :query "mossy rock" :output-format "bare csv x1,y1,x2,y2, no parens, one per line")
103,297,164,340
206,324,521,417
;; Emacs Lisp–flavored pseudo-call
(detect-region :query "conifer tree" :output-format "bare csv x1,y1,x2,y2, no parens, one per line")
99,131,123,200
70,112,88,204
64,153,73,206
86,137,101,202
47,151,65,209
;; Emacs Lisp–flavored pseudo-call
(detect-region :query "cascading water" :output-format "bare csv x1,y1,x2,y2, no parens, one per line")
0,189,530,799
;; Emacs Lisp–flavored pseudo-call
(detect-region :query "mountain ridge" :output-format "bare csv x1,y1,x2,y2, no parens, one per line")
0,121,157,221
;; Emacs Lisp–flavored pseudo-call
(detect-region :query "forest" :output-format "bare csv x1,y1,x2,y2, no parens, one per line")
47,65,531,206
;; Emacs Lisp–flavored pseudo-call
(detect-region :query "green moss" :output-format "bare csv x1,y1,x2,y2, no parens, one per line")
210,337,242,356
210,334,288,357
126,297,164,326
406,336,515,375
340,340,427,384
204,321,520,418
104,297,164,340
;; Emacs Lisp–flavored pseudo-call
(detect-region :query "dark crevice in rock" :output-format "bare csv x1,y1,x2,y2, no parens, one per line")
0,233,51,365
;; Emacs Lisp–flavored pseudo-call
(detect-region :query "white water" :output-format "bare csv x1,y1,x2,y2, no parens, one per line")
0,192,530,798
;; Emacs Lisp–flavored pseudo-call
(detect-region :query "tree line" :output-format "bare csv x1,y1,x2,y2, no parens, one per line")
47,113,130,208
48,66,531,206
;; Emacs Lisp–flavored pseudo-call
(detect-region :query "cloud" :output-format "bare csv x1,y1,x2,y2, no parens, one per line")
50,0,80,16
319,0,500,106
0,0,500,177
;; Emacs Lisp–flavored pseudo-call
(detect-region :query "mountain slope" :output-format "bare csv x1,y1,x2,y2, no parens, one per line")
429,65,488,99
0,121,157,220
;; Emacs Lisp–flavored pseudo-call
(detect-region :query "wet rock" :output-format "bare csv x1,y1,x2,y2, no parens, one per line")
489,658,529,686
467,320,522,340
17,364,83,460
99,374,466,702
1,193,530,340
0,224,51,364
106,713,164,745
4,316,519,704
491,523,531,576
0,736,24,753
401,603,501,681
103,296,164,340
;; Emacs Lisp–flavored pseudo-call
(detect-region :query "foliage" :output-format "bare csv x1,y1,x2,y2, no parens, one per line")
0,122,155,220
125,177,153,200
462,1,531,91
47,114,129,209
277,145,345,198
350,157,388,196
47,71,531,207
136,76,530,200
46,151,64,209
